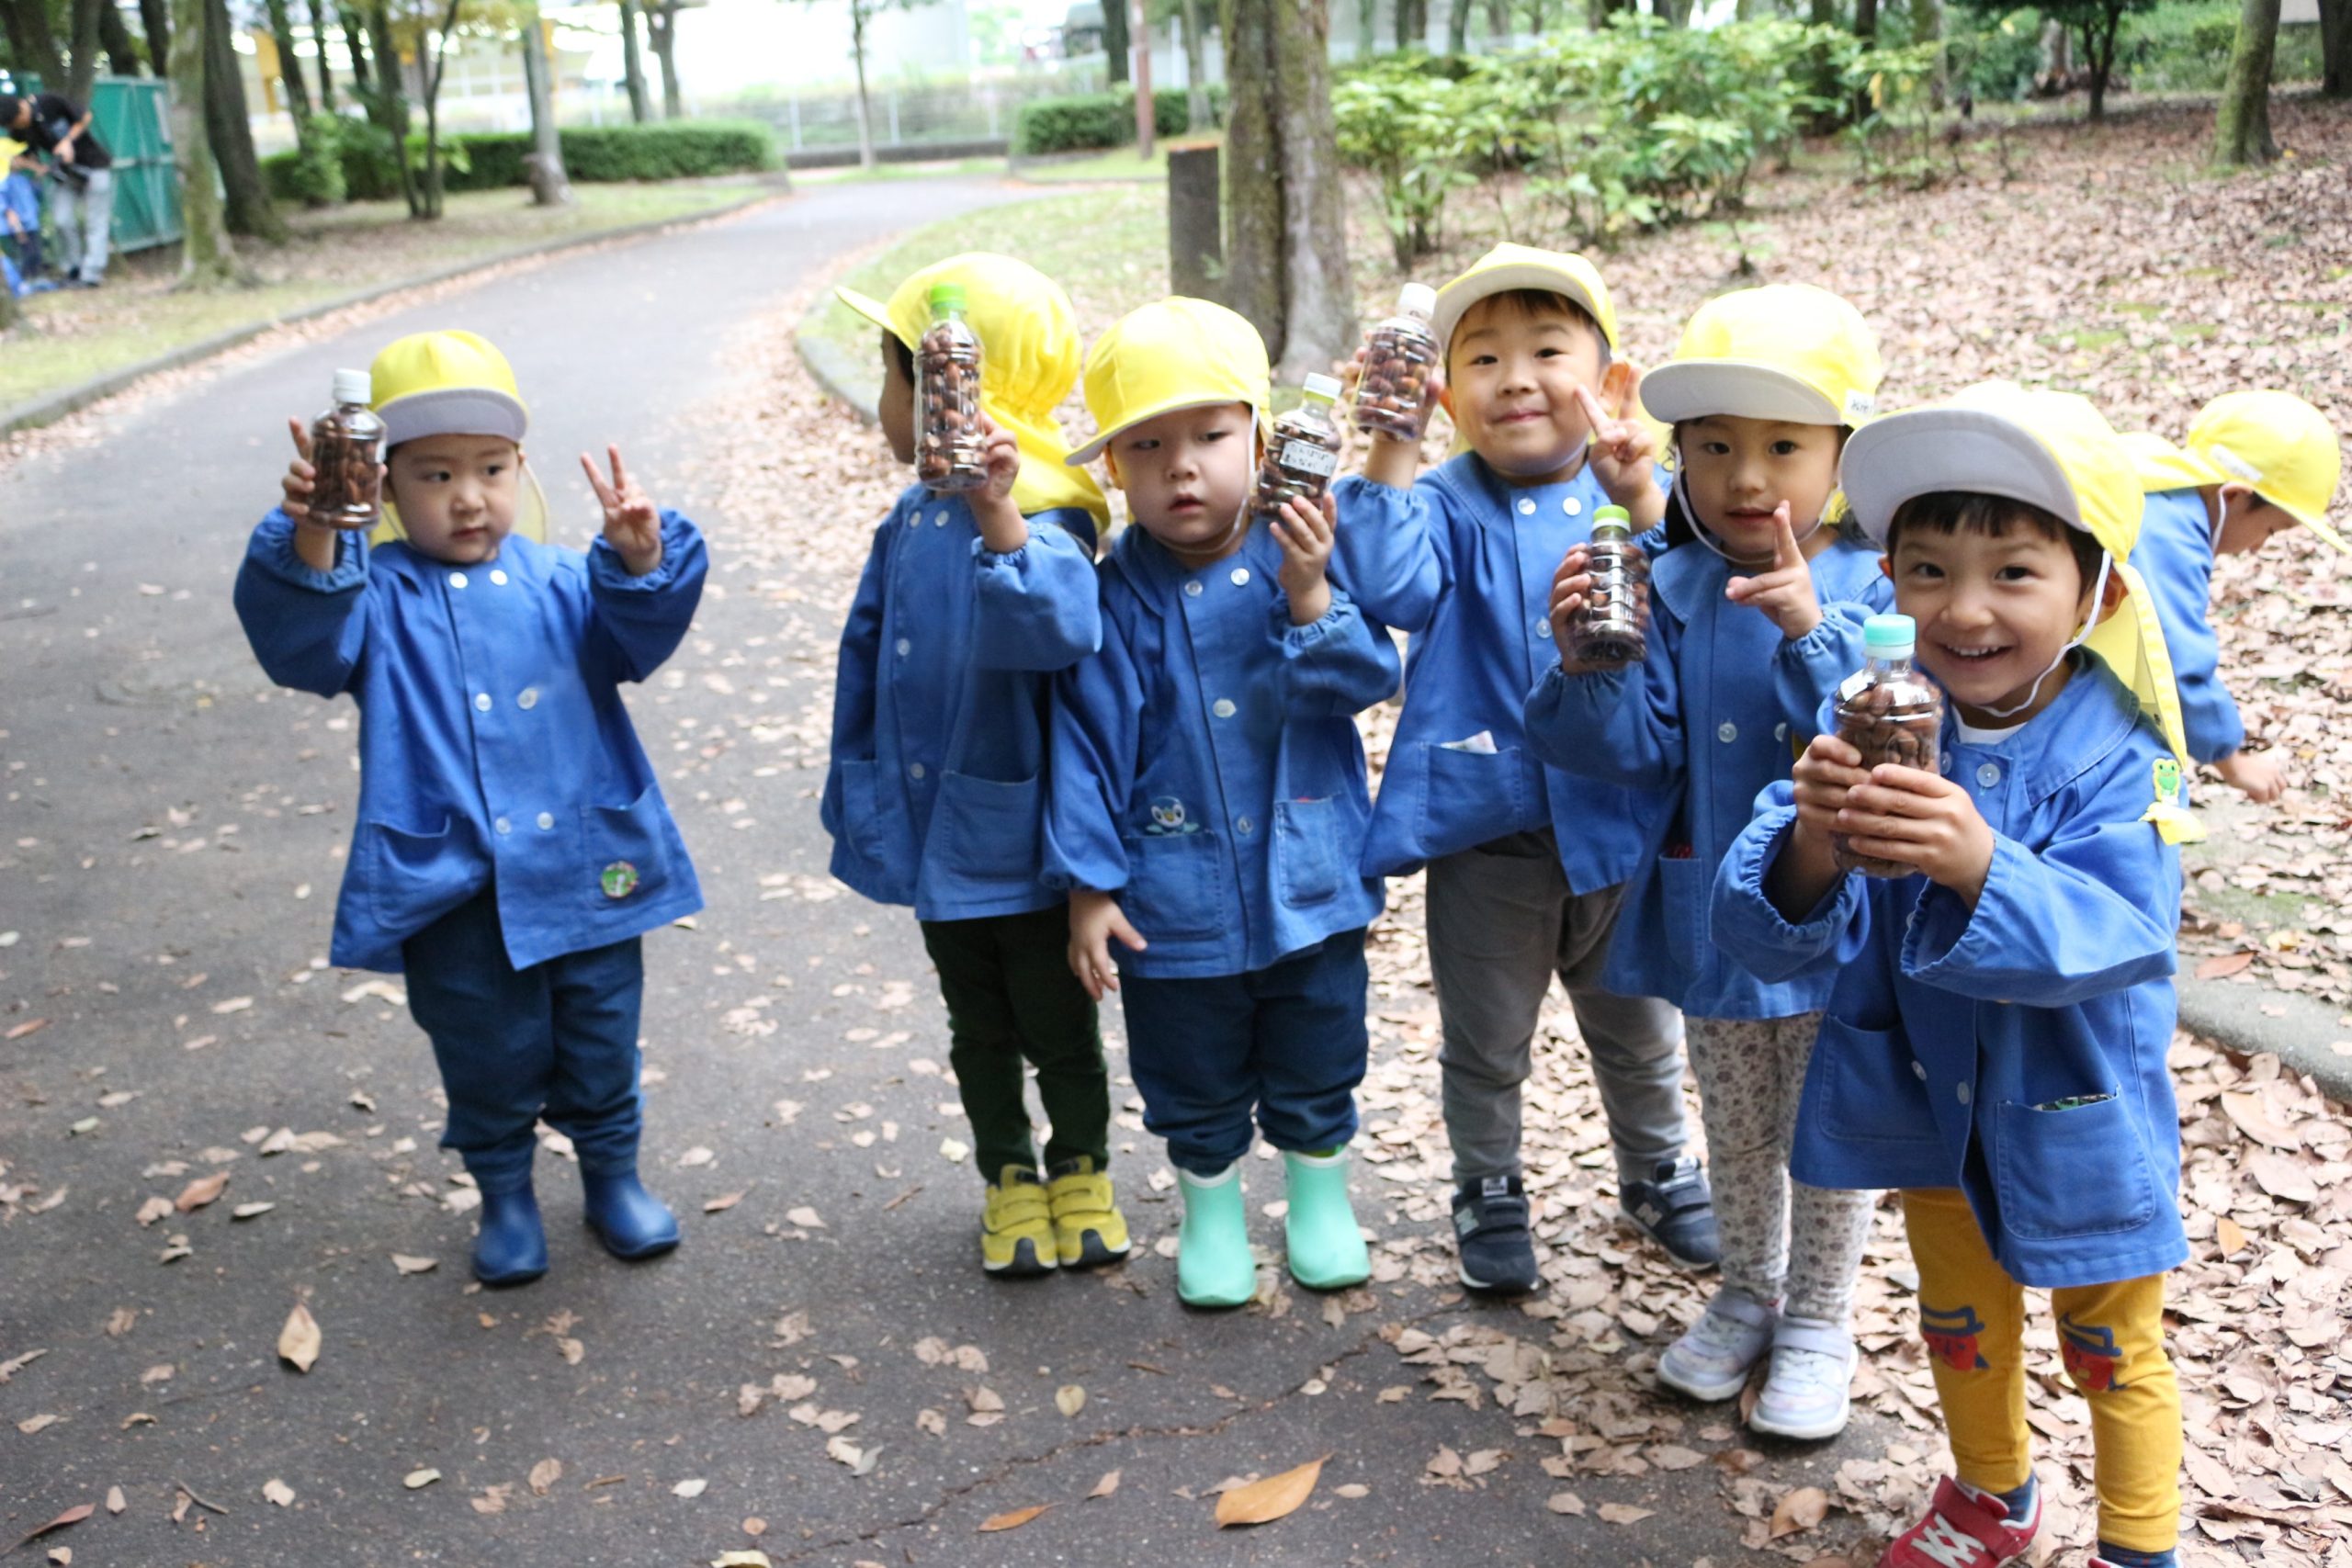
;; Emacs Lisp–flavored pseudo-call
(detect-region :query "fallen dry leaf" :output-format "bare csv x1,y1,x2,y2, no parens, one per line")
673,1478,708,1499
1598,1502,1654,1525
711,1554,774,1568
2193,951,2256,981
103,1489,123,1516
133,1196,173,1227
390,1254,437,1276
786,1205,825,1229
1214,1454,1328,1528
278,1302,322,1372
1054,1383,1086,1417
11,1505,91,1551
704,1190,745,1213
16,1413,62,1433
6,1018,50,1040
403,1468,441,1490
174,1171,229,1213
977,1504,1052,1533
529,1459,562,1495
1770,1485,1831,1538
1547,1491,1586,1516
264,1479,295,1507
1088,1470,1120,1500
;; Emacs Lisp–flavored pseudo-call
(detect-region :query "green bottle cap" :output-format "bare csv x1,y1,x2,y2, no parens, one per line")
1591,504,1633,538
927,283,967,317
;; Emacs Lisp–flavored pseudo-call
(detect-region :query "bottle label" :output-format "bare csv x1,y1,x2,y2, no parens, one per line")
1279,440,1338,479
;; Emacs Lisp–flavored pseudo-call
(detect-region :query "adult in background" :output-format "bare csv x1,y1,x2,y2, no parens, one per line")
0,92,112,288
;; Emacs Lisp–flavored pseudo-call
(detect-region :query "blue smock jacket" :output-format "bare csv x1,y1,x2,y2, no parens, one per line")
820,487,1102,922
233,510,707,975
1525,525,1893,1019
2,171,39,229
1333,454,1668,886
1044,520,1397,979
1710,659,2188,1289
2132,486,2242,764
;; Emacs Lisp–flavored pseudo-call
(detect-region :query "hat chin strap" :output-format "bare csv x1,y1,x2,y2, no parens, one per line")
1672,468,1826,565
1977,549,2112,722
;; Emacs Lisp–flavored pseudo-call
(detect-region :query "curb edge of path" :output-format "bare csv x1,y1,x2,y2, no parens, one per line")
1,184,791,439
2178,974,2352,1100
795,316,879,426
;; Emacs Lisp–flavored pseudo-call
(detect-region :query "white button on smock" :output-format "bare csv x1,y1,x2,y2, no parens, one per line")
448,572,469,590
1237,817,1255,835
1517,498,1537,515
909,762,926,779
1184,581,1204,597
490,570,508,586
1212,698,1237,719
494,817,511,835
474,693,492,712
517,688,538,709
1976,762,2002,787
537,812,555,830
1718,721,1738,742
1562,497,1581,516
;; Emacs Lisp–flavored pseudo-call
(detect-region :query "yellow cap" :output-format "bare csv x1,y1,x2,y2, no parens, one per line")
1431,243,1619,357
365,330,545,547
1067,297,1271,468
369,330,530,448
1842,380,2193,777
1639,285,1882,429
0,139,26,162
2119,431,2221,495
2186,389,2345,552
835,253,1107,522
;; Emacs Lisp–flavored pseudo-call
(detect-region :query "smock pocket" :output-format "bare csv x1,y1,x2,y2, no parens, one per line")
834,758,897,867
1274,796,1350,908
933,772,1044,884
1122,831,1224,942
1994,1093,2155,1241
1815,1018,1942,1148
579,783,674,909
366,814,462,931
1655,852,1712,975
1417,741,1529,863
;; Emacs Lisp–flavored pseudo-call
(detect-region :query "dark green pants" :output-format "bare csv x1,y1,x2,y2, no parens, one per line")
920,904,1109,1183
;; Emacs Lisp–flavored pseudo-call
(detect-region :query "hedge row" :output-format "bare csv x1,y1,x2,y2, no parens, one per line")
1012,85,1227,156
265,118,780,202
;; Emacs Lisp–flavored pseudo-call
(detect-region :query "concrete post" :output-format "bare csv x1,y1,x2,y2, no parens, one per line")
1168,143,1221,300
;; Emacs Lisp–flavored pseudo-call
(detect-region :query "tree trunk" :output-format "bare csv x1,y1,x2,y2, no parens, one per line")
415,0,461,218
2080,10,2120,120
342,2,373,101
1182,0,1211,128
1447,0,1469,51
68,0,103,98
1485,0,1507,42
616,0,651,122
519,1,571,204
1355,0,1374,57
365,0,420,215
98,0,141,73
644,0,683,118
2,0,67,86
850,0,876,169
1104,0,1130,84
309,0,334,108
170,0,247,286
1220,0,1353,380
138,0,171,78
2212,0,2280,164
2320,0,2348,95
265,0,315,135
1393,0,1422,50
206,0,288,240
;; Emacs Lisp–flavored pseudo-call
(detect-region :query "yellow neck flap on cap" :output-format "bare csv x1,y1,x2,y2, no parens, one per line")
835,254,1107,525
366,329,548,547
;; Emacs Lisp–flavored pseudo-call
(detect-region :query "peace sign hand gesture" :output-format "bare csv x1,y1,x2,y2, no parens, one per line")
582,445,663,576
1573,383,1659,511
1722,502,1824,640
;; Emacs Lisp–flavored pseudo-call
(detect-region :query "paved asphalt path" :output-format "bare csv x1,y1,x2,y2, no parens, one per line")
0,179,1892,1566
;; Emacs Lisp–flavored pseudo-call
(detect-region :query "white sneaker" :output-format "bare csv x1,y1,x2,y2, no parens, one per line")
1656,1287,1777,1402
1747,1314,1856,1439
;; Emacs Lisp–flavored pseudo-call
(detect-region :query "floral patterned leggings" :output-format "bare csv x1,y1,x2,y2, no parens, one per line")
1684,1012,1874,1322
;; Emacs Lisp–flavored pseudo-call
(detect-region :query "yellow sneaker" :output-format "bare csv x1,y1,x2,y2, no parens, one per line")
1046,1156,1131,1269
981,1166,1057,1277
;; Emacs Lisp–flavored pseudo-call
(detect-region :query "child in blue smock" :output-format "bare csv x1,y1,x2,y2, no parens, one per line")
2,139,43,284
234,330,706,1289
821,254,1127,1280
2114,389,2344,803
1330,243,1708,1296
1047,298,1399,1310
1526,286,1890,1439
1712,383,2199,1568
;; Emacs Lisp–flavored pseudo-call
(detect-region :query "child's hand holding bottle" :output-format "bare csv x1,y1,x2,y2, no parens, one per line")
581,445,663,577
1271,492,1338,626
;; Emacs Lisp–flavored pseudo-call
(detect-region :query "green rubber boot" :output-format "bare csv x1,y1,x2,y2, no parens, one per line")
1175,1164,1257,1309
1282,1148,1371,1291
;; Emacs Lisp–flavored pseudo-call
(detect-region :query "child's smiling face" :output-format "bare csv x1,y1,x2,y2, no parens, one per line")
1677,414,1844,560
1885,506,2113,728
1444,292,1634,487
386,435,521,565
1105,402,1258,566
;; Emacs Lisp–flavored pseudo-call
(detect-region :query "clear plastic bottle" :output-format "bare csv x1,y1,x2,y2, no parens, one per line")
1566,506,1649,669
1353,282,1440,443
308,368,385,529
1253,373,1344,521
915,283,986,492
1832,614,1948,878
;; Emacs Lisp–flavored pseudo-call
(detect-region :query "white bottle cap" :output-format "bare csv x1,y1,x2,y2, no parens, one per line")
1302,372,1343,402
333,367,373,406
1397,282,1437,318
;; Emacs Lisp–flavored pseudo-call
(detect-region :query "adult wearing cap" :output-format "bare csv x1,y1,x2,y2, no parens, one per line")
0,91,111,288
1713,381,2195,1568
2112,389,2345,802
235,329,707,1287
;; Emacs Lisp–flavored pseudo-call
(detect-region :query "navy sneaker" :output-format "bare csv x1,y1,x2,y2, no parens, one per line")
1451,1174,1541,1295
1619,1157,1720,1270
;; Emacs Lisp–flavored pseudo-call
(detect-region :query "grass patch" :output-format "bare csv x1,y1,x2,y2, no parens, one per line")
798,183,1169,412
793,157,1006,186
2,181,762,411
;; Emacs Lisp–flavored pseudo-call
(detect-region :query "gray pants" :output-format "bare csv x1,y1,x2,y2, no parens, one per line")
50,167,111,283
1426,831,1689,1187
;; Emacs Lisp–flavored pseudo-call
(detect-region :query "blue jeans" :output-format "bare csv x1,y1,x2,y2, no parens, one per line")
401,886,646,1193
1119,929,1369,1176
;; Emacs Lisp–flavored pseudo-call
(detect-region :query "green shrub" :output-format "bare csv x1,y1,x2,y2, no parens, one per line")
269,118,778,202
265,114,401,203
1946,7,2046,101
1012,85,1227,155
286,114,348,206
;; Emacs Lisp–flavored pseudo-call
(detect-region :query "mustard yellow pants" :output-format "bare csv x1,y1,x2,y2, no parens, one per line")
1901,1188,2181,1554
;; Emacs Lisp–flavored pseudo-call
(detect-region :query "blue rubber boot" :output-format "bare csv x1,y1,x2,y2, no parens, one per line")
1175,1164,1257,1309
1282,1148,1371,1291
581,1169,681,1261
473,1186,548,1287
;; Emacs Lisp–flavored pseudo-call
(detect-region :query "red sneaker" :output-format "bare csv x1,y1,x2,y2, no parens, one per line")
1879,1477,2041,1568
